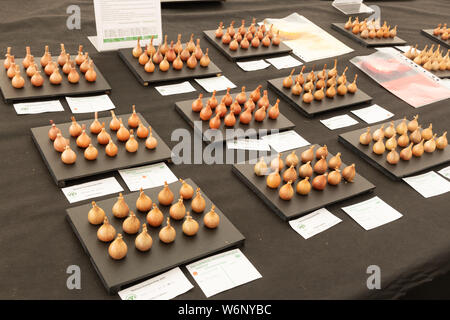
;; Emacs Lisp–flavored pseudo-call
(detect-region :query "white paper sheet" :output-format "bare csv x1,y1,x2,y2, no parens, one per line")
289,208,342,239
332,0,374,15
13,100,64,115
154,81,196,96
236,60,271,72
118,162,177,192
438,166,450,180
91,0,162,52
265,55,302,70
320,114,359,130
226,139,271,151
194,76,236,93
342,196,403,231
118,267,193,300
403,171,450,198
66,95,115,114
261,130,310,153
351,104,394,124
186,249,262,298
61,177,124,204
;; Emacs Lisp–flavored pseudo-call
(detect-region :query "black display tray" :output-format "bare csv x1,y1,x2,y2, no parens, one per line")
31,112,172,187
232,144,376,221
66,178,245,294
203,30,292,61
267,76,372,118
338,119,450,180
0,56,111,103
175,93,295,144
331,23,406,47
421,29,450,48
118,48,222,86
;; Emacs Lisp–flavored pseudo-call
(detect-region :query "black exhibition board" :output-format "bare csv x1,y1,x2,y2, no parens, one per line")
331,23,407,47
175,93,295,144
203,30,292,61
117,48,222,86
0,56,111,103
421,29,450,48
232,144,376,221
338,119,450,181
31,112,172,187
267,76,372,118
66,178,245,294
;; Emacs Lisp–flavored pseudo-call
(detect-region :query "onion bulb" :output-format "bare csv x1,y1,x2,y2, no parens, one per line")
108,234,127,260
159,218,176,244
359,127,372,145
396,118,408,135
327,169,342,186
299,161,313,178
407,114,419,132
31,71,44,87
128,105,140,128
204,205,220,229
158,181,174,206
385,134,397,151
254,157,268,176
123,211,140,234
191,188,206,213
125,130,139,153
270,154,284,171
424,134,437,153
397,132,410,147
192,94,203,112
84,144,98,161
409,126,422,144
90,112,102,134
12,66,25,88
182,212,199,236
385,121,396,138
301,146,315,163
88,201,105,225
236,86,247,104
372,139,385,155
296,177,311,195
412,139,424,157
76,125,91,148
268,99,280,119
328,152,342,170
105,140,118,157
386,149,400,164
112,193,129,218
279,181,294,200
69,116,82,137
97,217,116,242
145,126,158,149
285,151,299,167
421,124,433,140
136,187,152,212
200,48,210,67
314,156,328,174
54,133,68,152
266,170,281,189
400,143,413,161
250,85,262,103
135,224,153,252
132,37,143,58
373,125,385,141
283,165,298,183
342,164,356,182
436,131,448,150
312,173,328,191
316,145,328,159
170,196,186,220
179,179,194,199
97,123,110,145
136,122,149,139
147,203,164,227
61,146,76,165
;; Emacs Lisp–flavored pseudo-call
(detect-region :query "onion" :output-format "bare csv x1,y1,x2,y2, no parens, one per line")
373,125,385,141
342,164,356,182
296,177,311,195
328,152,342,170
112,193,129,218
145,127,158,149
397,132,410,147
372,139,385,155
270,154,284,171
105,140,118,157
159,218,176,244
359,127,372,145
285,151,299,167
117,121,130,142
314,156,328,174
327,169,342,186
158,181,174,206
279,181,294,200
69,116,82,137
136,188,152,212
412,139,424,157
315,145,328,159
53,133,68,152
61,146,76,165
97,217,116,242
169,196,186,220
76,125,91,148
436,131,448,150
283,165,298,182
424,135,437,153
409,126,422,144
385,122,396,138
122,211,140,234
147,203,164,227
135,224,153,252
182,212,199,236
400,143,413,161
312,173,328,191
407,114,419,132
385,134,397,151
266,170,281,189
299,161,313,178
128,105,140,128
108,234,127,260
301,146,315,163
421,124,433,140
204,205,220,229
97,123,111,145
191,188,206,213
125,130,139,153
84,144,98,161
386,149,400,164
396,118,407,135
88,201,105,225
90,112,102,134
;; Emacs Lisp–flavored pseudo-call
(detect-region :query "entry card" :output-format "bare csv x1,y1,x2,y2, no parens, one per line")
403,171,450,198
351,104,394,124
236,60,271,72
194,76,236,93
62,177,124,204
289,208,342,239
155,81,196,96
118,162,178,192
320,114,359,130
66,94,115,114
261,130,310,153
14,100,64,115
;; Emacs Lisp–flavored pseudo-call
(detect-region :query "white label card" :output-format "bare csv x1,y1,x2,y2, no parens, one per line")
320,114,359,130
438,166,450,180
226,139,271,151
154,81,196,96
62,177,124,204
118,267,193,300
194,76,236,93
118,162,178,192
403,171,450,198
13,100,64,115
342,196,403,231
351,104,394,124
261,130,310,153
236,60,271,72
289,208,342,239
265,55,302,70
66,95,116,114
186,249,262,298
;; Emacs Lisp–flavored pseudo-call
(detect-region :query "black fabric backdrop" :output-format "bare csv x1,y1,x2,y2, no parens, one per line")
0,0,449,300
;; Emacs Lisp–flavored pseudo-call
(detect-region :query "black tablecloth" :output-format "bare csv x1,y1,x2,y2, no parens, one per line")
1,0,449,299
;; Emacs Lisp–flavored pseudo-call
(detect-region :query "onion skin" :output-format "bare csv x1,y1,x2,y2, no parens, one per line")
204,205,220,229
179,179,194,199
105,140,118,157
359,128,372,145
283,165,298,182
266,170,281,189
315,145,328,159
314,156,328,174
270,154,284,172
312,173,328,191
254,157,268,176
61,146,76,165
299,161,313,178
327,169,342,186
169,196,186,220
285,151,299,167
386,149,400,165
123,211,140,234
301,146,315,163
436,131,447,150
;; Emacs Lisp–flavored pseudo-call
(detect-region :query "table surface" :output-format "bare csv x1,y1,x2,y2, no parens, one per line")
1,0,450,300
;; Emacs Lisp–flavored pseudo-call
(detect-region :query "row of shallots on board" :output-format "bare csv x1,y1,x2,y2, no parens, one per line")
344,17,398,39
359,115,448,164
254,146,357,200
4,45,96,88
87,180,220,260
49,106,158,165
192,86,281,129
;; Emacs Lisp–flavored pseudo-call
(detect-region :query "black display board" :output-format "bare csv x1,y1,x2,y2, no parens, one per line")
338,119,450,180
331,23,406,47
31,112,172,187
66,178,245,294
175,93,296,144
118,48,222,86
0,56,111,103
267,76,372,118
232,144,376,221
421,29,450,48
203,30,292,61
